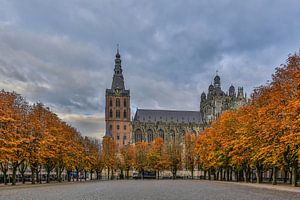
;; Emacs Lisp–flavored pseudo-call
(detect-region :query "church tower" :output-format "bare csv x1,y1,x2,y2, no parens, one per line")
105,48,131,149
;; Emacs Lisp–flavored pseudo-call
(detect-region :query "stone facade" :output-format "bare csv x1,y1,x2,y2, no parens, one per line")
200,74,247,125
105,49,131,148
132,109,204,144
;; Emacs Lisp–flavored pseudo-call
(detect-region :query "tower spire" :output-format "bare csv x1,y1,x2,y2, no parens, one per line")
111,46,125,90
116,44,120,58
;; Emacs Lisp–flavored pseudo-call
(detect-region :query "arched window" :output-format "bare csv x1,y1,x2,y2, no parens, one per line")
124,99,127,107
116,110,120,118
116,98,120,107
158,129,164,141
109,99,112,107
135,129,143,143
109,109,113,118
147,129,154,143
123,110,127,118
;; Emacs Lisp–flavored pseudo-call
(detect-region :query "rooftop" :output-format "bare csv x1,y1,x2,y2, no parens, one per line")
133,109,202,124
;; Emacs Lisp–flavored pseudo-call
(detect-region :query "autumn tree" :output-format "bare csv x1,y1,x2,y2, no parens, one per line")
184,133,197,179
134,141,149,179
166,140,182,179
0,91,30,185
147,138,167,179
120,144,135,179
102,135,117,180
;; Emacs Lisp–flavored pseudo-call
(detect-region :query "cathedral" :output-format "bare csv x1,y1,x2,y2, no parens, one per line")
105,49,247,148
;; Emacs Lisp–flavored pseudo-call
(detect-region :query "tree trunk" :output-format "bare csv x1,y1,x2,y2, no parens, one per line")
220,168,223,181
18,163,27,184
76,169,80,181
204,170,207,180
272,167,277,185
90,170,93,180
36,167,39,184
256,167,262,183
21,171,25,184
99,170,102,180
291,163,298,187
59,169,63,182
3,171,8,185
269,169,273,183
243,169,247,182
126,169,129,179
0,163,9,185
111,169,114,180
226,168,230,181
235,170,239,182
96,170,99,180
31,167,36,184
11,164,18,185
213,170,216,180
46,169,51,183
67,170,71,182
283,169,288,183
39,165,42,184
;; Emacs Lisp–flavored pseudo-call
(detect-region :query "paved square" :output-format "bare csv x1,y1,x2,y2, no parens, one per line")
1,180,300,200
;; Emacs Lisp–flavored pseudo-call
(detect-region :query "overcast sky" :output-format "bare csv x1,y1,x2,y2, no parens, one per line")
0,0,299,138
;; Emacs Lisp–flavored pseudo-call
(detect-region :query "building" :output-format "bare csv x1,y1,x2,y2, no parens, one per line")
105,48,131,148
200,74,247,125
132,109,203,144
105,49,247,146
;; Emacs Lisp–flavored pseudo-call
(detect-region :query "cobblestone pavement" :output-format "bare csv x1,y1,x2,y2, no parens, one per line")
1,180,300,200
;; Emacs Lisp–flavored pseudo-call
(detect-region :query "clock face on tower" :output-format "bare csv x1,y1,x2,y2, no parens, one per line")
115,89,120,96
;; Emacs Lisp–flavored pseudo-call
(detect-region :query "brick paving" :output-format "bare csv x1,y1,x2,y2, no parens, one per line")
0,180,300,200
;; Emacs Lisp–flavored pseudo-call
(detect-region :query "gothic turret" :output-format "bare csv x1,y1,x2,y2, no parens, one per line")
208,84,214,92
201,92,206,101
229,85,235,97
237,87,244,98
214,75,221,89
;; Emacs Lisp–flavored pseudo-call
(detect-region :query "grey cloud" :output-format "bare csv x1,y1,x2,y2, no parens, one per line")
0,0,299,138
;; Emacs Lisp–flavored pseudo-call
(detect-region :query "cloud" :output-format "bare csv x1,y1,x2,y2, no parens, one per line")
0,0,299,138
57,113,105,138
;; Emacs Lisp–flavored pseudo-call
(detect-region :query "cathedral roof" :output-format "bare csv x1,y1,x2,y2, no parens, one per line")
133,109,202,124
